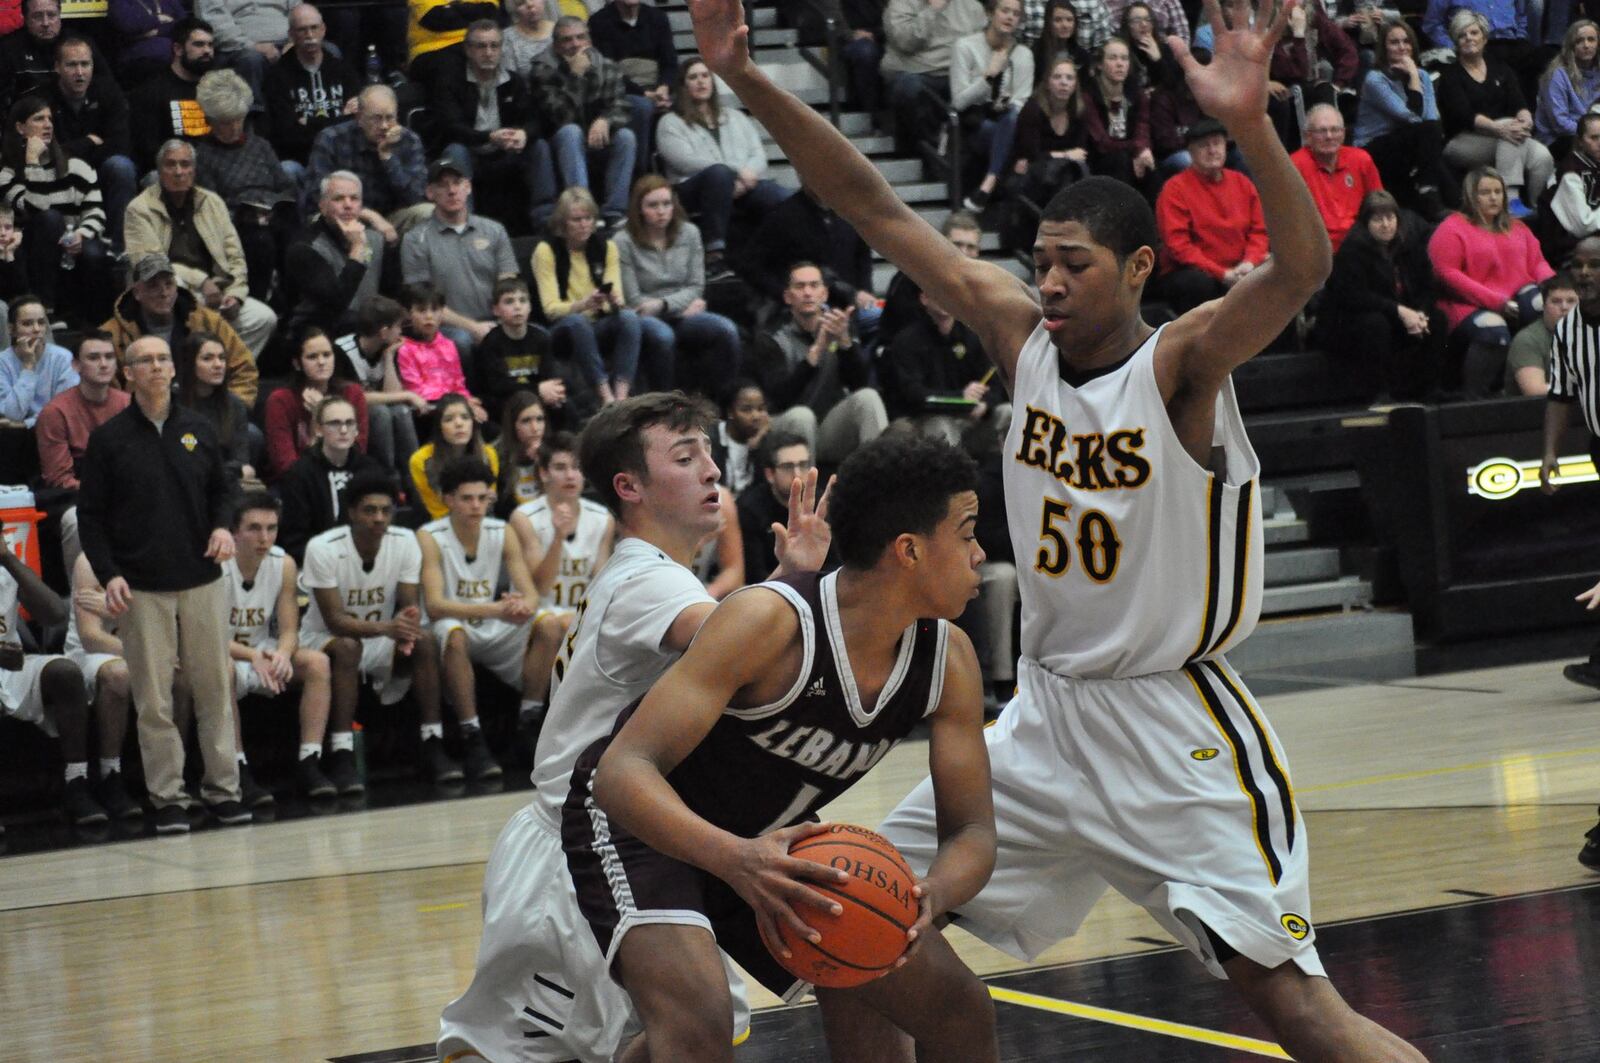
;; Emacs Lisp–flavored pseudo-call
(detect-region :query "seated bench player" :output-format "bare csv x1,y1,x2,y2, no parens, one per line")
509,429,614,735
1,525,108,826
568,435,999,1062
63,552,143,820
418,457,543,782
298,472,465,786
222,492,339,803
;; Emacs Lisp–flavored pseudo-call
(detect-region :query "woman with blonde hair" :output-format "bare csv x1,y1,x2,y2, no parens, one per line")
1428,167,1554,396
614,174,740,397
1535,19,1600,150
532,186,644,405
1011,54,1089,204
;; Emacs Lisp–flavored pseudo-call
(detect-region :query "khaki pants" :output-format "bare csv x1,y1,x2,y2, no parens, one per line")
122,577,239,807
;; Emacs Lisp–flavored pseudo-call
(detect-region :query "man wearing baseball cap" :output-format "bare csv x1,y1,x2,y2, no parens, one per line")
101,254,260,405
1154,117,1270,314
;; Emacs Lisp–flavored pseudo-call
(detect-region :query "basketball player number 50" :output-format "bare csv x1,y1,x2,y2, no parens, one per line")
1035,498,1121,582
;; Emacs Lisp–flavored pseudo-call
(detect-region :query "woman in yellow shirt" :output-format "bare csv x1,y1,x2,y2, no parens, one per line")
532,187,661,406
408,393,500,518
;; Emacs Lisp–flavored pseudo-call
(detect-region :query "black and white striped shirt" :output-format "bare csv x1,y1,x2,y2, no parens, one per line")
0,156,106,240
1549,304,1600,436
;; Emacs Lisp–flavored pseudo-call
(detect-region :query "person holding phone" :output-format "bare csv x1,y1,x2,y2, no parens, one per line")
532,186,651,406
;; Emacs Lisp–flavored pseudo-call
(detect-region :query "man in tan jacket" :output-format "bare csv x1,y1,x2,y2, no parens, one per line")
124,138,279,360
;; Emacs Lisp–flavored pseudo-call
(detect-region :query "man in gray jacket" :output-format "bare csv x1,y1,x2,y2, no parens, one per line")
880,0,986,154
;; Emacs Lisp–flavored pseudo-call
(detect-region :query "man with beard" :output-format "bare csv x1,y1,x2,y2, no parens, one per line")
130,17,217,173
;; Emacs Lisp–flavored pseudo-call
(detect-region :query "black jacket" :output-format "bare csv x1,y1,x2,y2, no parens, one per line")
1320,218,1438,328
264,51,362,165
743,191,875,299
77,399,236,591
735,479,786,584
0,33,114,111
276,444,388,563
587,1,678,90
880,314,991,421
424,50,547,151
45,78,131,165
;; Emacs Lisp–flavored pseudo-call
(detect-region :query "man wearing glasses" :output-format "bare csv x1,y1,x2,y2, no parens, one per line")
735,430,814,584
276,394,388,564
77,334,247,834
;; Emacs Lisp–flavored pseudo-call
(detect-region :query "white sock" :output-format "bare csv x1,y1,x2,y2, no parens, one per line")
460,716,481,733
329,731,355,753
64,761,89,782
99,757,121,776
299,743,322,761
420,722,444,740
520,699,545,719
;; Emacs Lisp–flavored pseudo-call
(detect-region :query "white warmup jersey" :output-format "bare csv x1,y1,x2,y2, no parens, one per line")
64,567,121,697
527,536,713,821
224,549,287,650
299,526,422,641
1006,321,1262,678
422,516,509,621
515,496,610,612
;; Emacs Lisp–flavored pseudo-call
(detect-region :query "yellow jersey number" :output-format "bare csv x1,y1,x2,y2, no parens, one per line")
550,597,589,687
1035,498,1121,583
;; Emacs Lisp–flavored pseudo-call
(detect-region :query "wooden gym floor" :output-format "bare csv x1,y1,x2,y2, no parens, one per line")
3,636,1599,1061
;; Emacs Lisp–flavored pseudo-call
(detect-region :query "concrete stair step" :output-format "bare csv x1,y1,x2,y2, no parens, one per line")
768,156,923,186
673,26,796,51
758,110,875,137
1263,516,1310,547
668,5,776,31
1227,608,1414,672
1260,576,1373,616
765,134,895,162
1263,546,1342,588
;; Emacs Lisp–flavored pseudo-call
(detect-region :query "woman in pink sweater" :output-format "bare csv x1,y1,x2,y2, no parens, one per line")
1428,166,1555,396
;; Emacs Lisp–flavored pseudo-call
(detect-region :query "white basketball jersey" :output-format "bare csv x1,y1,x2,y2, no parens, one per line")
516,496,611,611
224,548,287,649
63,564,117,658
1005,322,1262,679
527,536,713,823
300,526,423,640
422,515,509,619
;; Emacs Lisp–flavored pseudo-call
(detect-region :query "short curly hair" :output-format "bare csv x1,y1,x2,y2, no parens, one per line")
829,436,979,569
196,68,252,122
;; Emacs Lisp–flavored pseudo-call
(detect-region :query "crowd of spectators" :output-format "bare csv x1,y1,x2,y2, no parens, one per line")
4,0,1600,830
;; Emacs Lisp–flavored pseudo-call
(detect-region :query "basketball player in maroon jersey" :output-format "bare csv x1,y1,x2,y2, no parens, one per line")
564,436,998,1061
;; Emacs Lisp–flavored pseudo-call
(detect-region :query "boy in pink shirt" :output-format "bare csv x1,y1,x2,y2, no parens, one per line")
396,283,488,423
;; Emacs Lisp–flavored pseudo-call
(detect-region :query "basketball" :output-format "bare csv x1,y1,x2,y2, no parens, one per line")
770,824,919,989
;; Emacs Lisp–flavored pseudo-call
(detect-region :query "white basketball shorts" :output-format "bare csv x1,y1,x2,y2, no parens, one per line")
299,630,412,705
0,651,67,736
432,616,532,689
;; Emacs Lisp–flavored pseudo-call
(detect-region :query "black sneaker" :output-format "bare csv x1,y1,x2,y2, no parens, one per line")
1562,662,1600,691
462,729,503,781
153,804,190,834
423,736,464,783
1582,819,1600,871
63,776,109,826
324,748,366,795
237,762,276,808
298,753,338,799
207,799,253,826
96,771,142,819
962,188,991,212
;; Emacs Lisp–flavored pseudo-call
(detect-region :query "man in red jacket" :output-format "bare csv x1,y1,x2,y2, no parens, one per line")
1289,103,1383,251
1154,118,1269,313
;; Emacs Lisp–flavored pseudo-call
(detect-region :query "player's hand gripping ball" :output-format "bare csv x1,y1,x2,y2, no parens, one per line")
770,824,919,988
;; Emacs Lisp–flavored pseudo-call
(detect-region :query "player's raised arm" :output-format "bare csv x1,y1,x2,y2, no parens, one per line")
594,588,849,947
1162,0,1331,383
688,0,1039,379
909,627,995,949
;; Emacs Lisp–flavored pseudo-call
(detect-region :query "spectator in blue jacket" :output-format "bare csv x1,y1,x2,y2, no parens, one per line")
1535,19,1600,152
1355,20,1448,218
0,294,75,428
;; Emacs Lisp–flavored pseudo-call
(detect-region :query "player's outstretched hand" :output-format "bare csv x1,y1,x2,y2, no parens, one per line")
723,821,849,958
688,0,753,80
895,879,941,969
772,468,835,577
1168,0,1294,128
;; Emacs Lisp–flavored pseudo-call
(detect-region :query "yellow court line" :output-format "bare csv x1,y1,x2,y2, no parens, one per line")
989,986,1292,1058
418,902,469,913
1296,746,1600,795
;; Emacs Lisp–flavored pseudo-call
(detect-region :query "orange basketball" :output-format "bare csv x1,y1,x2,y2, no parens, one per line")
770,824,919,989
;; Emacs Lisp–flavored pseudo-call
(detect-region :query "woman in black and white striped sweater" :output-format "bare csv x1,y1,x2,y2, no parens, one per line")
0,95,112,325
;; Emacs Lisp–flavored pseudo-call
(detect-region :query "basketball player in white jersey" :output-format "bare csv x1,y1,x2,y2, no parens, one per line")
688,0,1425,1058
299,472,465,787
418,457,542,782
223,493,337,802
509,430,615,734
63,552,142,820
437,392,831,1063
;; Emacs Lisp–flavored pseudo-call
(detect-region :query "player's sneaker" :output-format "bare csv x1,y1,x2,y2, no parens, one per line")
422,736,464,783
1581,818,1600,871
1563,662,1600,691
297,753,338,799
237,762,276,808
207,799,253,826
96,771,142,819
153,804,190,834
462,730,503,781
62,777,109,826
324,749,366,796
